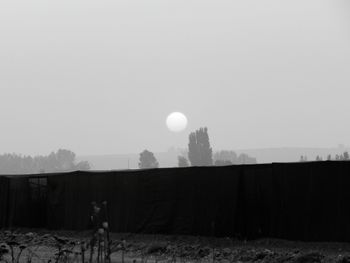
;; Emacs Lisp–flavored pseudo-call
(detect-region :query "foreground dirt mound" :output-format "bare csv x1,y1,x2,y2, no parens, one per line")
1,230,350,262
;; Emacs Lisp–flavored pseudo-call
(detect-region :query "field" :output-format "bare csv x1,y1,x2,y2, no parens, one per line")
1,230,350,263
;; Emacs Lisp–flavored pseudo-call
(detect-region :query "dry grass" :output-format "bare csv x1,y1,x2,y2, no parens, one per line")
2,230,350,263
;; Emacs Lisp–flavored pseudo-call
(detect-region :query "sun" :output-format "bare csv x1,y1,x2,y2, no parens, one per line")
166,112,188,132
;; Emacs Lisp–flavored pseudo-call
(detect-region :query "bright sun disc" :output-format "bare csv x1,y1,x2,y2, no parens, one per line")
166,112,188,132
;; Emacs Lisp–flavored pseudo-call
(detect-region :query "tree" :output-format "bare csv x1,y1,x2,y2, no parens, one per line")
178,156,189,167
237,153,257,164
316,155,322,161
0,149,90,174
214,150,238,164
214,159,233,166
138,150,159,169
343,151,349,160
54,149,76,171
188,127,213,166
75,160,91,170
188,132,200,166
213,150,257,165
300,155,307,162
327,154,332,160
49,149,90,172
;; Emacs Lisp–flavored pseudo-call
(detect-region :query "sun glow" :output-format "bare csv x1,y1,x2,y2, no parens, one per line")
166,112,188,132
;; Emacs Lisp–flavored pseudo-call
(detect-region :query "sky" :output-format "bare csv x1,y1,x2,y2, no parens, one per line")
0,0,350,156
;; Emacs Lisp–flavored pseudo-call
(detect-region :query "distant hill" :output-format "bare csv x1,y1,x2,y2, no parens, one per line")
77,146,350,170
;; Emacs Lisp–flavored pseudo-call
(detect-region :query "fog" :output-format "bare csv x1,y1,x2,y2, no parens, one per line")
0,0,349,156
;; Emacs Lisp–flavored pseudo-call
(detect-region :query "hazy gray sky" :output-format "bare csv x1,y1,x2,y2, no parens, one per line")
1,0,350,156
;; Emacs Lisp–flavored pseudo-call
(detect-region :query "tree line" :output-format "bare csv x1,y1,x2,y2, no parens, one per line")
300,151,350,162
138,127,257,169
0,149,90,174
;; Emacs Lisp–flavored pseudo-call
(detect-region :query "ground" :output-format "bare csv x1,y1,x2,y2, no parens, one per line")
1,229,350,263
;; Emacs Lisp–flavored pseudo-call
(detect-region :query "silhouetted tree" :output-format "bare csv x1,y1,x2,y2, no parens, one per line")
138,150,159,169
188,127,213,166
327,154,332,160
336,154,340,160
316,155,322,161
343,151,349,160
178,156,189,167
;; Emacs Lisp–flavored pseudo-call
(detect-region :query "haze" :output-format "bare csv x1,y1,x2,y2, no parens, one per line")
1,0,350,156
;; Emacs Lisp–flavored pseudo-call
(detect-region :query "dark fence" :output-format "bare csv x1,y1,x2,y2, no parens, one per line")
1,162,350,242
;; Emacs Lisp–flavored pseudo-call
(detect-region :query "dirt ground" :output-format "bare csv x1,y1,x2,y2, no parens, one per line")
1,229,350,263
